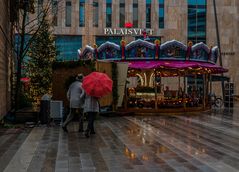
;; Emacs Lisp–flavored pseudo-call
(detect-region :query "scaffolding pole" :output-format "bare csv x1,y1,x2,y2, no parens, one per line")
213,0,225,100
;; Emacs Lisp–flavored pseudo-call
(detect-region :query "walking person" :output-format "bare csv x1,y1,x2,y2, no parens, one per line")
62,74,85,133
83,94,99,138
81,72,113,138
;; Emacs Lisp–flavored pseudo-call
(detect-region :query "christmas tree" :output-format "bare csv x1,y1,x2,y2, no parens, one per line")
27,14,56,107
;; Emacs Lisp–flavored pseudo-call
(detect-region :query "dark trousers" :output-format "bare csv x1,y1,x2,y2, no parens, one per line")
63,108,84,130
86,112,97,132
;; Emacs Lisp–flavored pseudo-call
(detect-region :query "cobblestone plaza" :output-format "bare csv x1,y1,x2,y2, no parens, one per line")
1,107,239,172
1,0,239,171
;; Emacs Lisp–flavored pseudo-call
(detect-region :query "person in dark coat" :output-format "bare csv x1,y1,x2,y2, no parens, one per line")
62,74,85,132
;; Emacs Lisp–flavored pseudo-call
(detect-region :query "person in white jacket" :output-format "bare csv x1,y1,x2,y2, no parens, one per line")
83,94,99,138
62,74,85,132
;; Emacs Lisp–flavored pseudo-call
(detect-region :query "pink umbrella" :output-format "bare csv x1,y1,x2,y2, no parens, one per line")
82,72,113,98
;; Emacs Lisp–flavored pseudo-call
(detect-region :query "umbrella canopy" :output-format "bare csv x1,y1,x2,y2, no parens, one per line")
82,72,113,98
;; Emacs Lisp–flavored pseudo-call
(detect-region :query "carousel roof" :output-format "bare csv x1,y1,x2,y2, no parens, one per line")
77,39,228,74
128,60,228,74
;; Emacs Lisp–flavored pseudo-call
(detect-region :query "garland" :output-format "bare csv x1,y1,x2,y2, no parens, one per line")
111,62,118,109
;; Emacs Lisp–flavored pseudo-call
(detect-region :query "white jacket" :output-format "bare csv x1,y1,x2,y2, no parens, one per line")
67,81,85,108
83,94,100,113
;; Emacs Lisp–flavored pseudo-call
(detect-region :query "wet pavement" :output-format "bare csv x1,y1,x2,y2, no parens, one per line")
0,107,239,172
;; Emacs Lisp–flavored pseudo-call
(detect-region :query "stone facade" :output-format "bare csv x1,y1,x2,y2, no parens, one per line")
207,0,239,96
53,0,188,45
0,0,13,119
43,0,239,96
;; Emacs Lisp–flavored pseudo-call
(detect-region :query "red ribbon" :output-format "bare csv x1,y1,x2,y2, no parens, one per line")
208,48,212,61
122,46,125,60
186,46,192,60
155,44,159,59
94,49,98,59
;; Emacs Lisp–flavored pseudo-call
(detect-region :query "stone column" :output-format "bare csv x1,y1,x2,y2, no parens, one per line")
207,0,239,96
102,0,106,29
61,0,66,29
82,0,94,47
161,0,187,43
112,0,119,27
126,0,133,23
72,0,77,33
152,0,158,32
53,0,64,34
138,0,146,28
125,0,134,43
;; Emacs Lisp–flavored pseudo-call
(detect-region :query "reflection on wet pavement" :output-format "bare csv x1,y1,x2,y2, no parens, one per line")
1,107,239,171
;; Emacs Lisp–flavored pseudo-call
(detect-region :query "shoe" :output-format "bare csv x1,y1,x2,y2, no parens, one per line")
62,126,68,133
78,129,84,132
85,131,89,138
90,131,96,134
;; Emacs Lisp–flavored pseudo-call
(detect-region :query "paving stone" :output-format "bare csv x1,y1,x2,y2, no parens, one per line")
2,110,239,172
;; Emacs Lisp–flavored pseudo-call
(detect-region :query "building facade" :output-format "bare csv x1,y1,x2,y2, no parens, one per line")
31,0,238,95
0,0,13,119
206,0,239,96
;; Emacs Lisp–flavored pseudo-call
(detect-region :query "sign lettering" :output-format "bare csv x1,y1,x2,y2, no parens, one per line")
104,28,153,36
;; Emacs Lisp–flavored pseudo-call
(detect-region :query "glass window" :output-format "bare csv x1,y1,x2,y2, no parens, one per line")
188,0,197,5
93,0,99,27
79,0,85,27
197,0,206,5
52,0,58,26
65,1,71,27
188,0,207,43
133,0,138,28
146,0,151,28
106,0,112,27
55,36,82,61
119,0,125,27
158,0,164,28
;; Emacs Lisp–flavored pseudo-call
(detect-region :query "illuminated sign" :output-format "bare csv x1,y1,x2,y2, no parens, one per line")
104,28,153,36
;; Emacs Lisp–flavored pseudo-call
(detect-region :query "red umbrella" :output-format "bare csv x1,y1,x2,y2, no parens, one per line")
82,72,113,98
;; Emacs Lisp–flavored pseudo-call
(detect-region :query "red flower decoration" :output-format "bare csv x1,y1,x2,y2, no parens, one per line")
124,22,133,28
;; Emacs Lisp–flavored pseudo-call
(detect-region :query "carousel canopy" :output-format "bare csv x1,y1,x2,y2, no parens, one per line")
128,60,228,74
78,39,219,63
78,39,228,74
